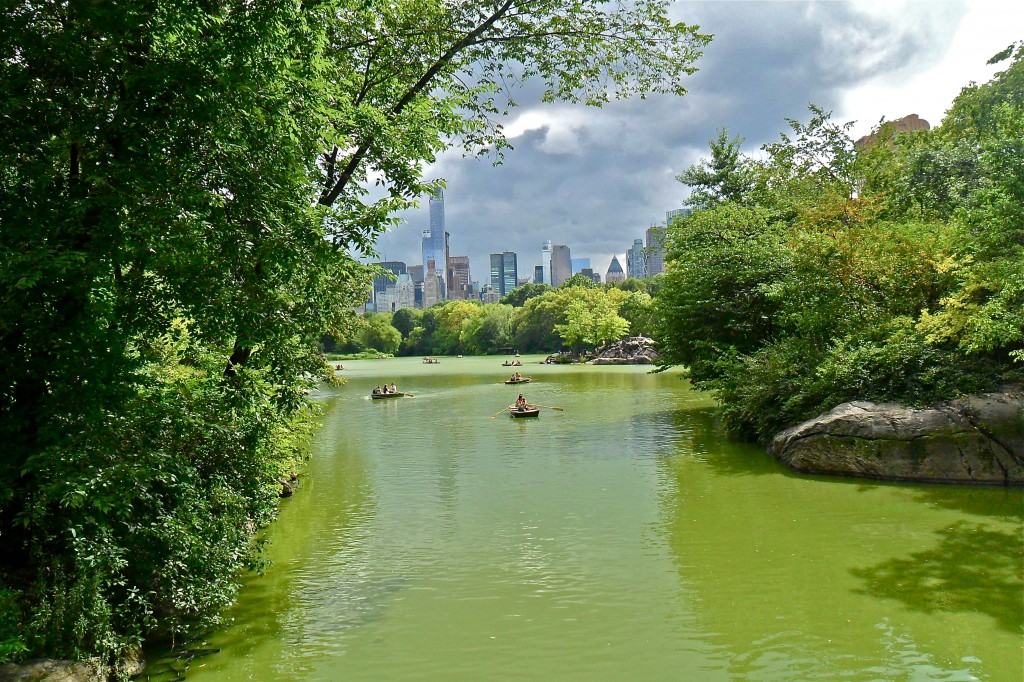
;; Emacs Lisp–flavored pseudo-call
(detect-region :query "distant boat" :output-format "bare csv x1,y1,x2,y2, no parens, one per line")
501,361,523,367
422,357,441,364
508,405,540,418
504,377,532,384
371,392,409,400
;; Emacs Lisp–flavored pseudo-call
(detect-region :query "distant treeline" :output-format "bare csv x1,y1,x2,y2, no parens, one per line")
324,276,661,357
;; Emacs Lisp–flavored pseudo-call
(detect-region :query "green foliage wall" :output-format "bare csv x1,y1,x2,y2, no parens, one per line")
656,44,1024,441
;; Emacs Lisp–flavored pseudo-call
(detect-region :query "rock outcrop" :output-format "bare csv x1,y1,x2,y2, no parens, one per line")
769,387,1024,484
590,337,660,365
0,659,106,682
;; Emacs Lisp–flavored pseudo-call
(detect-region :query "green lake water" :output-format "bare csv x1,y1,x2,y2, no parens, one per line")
146,355,1023,681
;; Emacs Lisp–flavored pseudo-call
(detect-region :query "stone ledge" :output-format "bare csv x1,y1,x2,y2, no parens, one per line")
769,386,1024,484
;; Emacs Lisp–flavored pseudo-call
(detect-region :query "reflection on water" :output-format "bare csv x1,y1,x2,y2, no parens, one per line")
143,356,1023,682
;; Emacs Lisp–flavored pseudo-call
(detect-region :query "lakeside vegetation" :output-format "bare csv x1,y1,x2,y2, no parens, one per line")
656,43,1024,442
329,276,658,358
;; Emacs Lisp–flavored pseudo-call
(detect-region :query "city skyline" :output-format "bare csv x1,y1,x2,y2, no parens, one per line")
367,2,1019,279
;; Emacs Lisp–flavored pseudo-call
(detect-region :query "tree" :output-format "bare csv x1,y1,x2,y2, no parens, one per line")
610,277,650,293
553,289,630,354
559,273,599,290
433,300,481,354
357,314,402,354
501,282,551,307
461,305,515,355
391,308,422,340
676,128,754,210
618,291,656,338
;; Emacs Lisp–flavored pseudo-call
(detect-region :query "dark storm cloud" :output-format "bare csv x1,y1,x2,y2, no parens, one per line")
372,1,963,281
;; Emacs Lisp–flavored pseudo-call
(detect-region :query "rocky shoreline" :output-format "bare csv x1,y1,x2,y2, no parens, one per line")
769,386,1024,485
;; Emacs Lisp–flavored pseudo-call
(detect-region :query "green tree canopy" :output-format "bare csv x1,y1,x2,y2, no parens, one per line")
356,313,402,354
656,48,1023,441
501,282,551,307
559,273,599,289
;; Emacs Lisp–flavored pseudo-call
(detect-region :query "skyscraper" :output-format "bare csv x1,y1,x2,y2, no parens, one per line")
447,255,471,300
626,239,646,279
534,265,544,284
422,259,443,308
490,251,518,296
371,261,407,311
377,273,416,312
550,244,571,287
421,188,447,296
645,225,666,277
605,256,625,284
541,240,552,285
570,257,590,274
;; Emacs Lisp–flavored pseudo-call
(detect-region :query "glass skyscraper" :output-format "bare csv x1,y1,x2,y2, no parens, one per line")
421,188,447,292
489,251,518,296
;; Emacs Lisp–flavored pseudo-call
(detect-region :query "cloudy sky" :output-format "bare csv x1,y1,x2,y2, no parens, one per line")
370,1,1021,283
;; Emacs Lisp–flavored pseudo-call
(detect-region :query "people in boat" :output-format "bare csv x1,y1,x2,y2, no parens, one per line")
515,394,528,411
335,363,344,370
373,386,382,395
510,372,522,381
389,382,397,393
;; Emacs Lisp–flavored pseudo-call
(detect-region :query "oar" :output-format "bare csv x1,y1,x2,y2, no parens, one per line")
530,404,564,411
491,406,511,418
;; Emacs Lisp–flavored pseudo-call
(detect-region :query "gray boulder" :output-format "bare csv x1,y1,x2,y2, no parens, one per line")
0,659,105,682
0,647,144,682
590,336,660,365
769,387,1024,484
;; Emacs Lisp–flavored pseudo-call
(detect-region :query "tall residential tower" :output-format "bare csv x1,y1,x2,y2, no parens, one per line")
421,188,447,297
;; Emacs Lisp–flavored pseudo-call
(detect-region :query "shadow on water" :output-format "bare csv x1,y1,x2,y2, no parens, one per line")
851,521,1024,634
907,483,1024,522
658,405,786,478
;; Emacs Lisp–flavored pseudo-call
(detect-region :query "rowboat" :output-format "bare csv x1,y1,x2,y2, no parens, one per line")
508,405,540,418
501,361,523,367
504,377,532,384
371,392,408,400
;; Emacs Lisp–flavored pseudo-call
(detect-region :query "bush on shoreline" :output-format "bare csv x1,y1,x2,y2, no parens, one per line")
656,44,1024,442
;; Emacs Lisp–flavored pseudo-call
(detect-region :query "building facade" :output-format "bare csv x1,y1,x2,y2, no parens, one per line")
447,254,471,300
541,240,552,285
626,239,646,279
371,260,407,311
377,273,416,312
422,260,444,308
570,257,590,274
489,251,518,296
550,244,572,287
480,284,501,304
645,224,666,277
